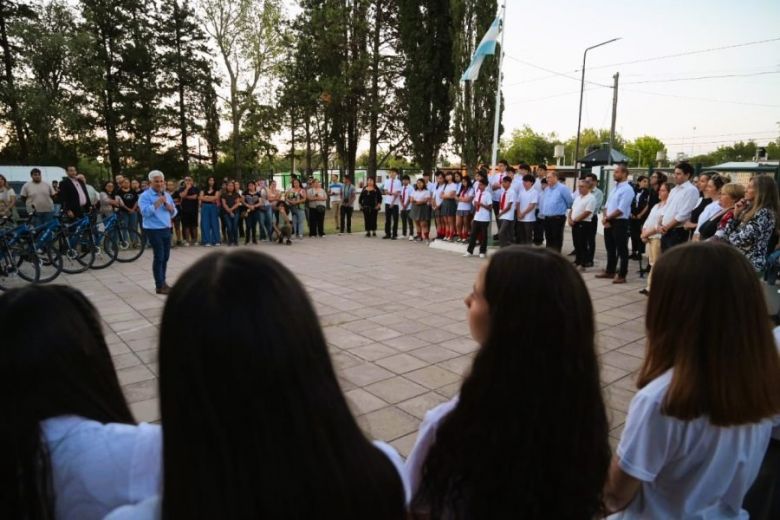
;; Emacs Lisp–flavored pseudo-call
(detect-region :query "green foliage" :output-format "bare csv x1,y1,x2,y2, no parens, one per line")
623,136,667,167
565,128,626,160
501,126,559,165
689,137,780,166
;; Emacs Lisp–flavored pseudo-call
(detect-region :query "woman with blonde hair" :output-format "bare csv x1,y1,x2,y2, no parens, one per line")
638,181,673,295
725,175,779,272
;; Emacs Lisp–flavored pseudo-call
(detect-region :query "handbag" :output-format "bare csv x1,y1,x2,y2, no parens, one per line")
698,214,720,240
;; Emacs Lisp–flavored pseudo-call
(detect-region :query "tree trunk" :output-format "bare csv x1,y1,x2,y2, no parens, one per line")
230,78,241,177
290,109,295,175
173,0,189,173
367,0,381,179
102,29,121,174
304,115,312,172
0,3,28,160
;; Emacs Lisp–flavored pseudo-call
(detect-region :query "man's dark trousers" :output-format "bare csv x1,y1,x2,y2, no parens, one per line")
146,227,171,289
604,219,629,278
384,204,399,237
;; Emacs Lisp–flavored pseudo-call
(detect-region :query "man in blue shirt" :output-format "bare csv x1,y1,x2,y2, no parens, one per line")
596,163,633,283
139,170,177,294
538,170,573,252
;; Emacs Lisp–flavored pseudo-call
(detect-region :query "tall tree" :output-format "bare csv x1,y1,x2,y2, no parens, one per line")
0,0,34,160
201,0,283,176
624,136,667,167
157,0,214,173
398,0,454,174
451,0,502,173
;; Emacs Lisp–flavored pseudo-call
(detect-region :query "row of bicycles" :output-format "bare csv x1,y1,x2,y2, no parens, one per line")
0,210,146,291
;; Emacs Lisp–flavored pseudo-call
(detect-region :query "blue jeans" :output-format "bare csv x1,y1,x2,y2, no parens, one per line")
32,212,55,227
118,212,138,242
259,206,273,241
145,228,171,289
292,207,305,237
224,212,239,244
200,204,220,245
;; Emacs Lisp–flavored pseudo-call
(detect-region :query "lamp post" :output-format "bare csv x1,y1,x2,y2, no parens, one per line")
573,37,621,178
96,155,106,183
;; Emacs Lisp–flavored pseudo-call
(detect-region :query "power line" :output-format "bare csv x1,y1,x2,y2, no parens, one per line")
504,55,611,88
622,71,780,85
583,36,780,71
664,137,779,146
504,86,606,105
620,87,780,108
658,130,779,140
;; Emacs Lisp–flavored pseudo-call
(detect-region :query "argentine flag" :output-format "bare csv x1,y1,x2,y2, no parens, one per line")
461,13,503,82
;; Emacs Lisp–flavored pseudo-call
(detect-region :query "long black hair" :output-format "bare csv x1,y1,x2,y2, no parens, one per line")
411,246,610,519
0,285,134,519
158,250,404,519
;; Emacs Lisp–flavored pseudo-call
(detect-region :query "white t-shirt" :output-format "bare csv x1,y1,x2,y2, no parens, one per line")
473,187,492,222
489,173,503,201
498,188,515,221
41,415,161,520
433,184,445,207
442,183,458,203
106,440,410,520
642,202,666,239
570,192,596,223
383,177,401,206
405,397,459,497
616,370,779,519
412,189,431,205
21,181,55,212
517,187,539,222
456,186,474,212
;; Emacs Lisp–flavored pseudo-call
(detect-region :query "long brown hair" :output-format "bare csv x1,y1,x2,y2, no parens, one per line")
742,174,779,224
639,241,780,425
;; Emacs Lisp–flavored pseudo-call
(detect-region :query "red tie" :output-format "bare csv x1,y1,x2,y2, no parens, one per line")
476,189,482,208
500,191,506,211
401,187,406,204
390,180,394,195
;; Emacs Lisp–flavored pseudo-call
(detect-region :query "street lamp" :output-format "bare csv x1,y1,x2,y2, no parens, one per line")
96,156,106,183
573,37,621,178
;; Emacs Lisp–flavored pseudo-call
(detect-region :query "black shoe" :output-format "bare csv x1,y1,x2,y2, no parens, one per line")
382,235,391,240
568,249,577,256
492,234,499,240
639,288,649,295
391,236,397,240
366,232,371,237
372,232,376,237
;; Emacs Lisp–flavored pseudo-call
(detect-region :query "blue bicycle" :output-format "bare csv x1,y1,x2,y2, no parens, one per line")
0,217,40,290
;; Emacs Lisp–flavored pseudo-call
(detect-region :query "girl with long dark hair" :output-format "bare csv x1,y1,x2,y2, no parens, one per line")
199,176,221,246
407,246,611,519
0,285,161,519
108,250,407,519
455,175,474,242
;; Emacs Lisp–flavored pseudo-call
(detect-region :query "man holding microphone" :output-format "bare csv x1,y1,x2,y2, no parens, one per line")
139,170,177,295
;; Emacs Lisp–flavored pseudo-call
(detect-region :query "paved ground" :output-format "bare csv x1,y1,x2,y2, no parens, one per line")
60,231,648,458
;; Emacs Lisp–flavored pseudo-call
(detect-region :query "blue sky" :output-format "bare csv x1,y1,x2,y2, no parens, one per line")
498,0,780,157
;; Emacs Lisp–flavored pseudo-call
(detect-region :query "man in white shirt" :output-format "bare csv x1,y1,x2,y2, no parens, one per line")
488,159,507,239
382,169,401,239
532,164,548,245
515,174,538,245
464,177,492,258
660,162,699,251
596,164,634,283
497,176,516,247
568,179,596,271
328,174,343,232
20,168,56,225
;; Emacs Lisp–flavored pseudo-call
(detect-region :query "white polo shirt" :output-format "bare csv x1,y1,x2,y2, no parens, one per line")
498,188,515,221
517,186,539,222
489,173,504,201
456,185,474,212
383,177,401,206
399,184,414,211
571,192,596,222
473,187,492,222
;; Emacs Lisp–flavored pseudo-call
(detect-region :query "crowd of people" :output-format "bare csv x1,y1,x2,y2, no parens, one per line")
2,241,779,519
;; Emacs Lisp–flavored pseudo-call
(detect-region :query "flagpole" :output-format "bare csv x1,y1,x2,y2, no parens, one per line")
489,3,506,177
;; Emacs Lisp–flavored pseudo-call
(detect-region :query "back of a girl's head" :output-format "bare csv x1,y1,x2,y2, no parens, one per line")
159,250,403,519
413,246,609,519
642,241,780,425
0,285,132,519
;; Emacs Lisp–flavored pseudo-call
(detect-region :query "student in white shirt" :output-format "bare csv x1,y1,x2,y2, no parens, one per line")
659,161,700,251
604,242,780,518
407,246,610,518
497,176,516,247
398,174,415,239
410,178,432,242
464,177,493,258
440,172,459,241
568,179,596,270
488,159,508,223
113,250,407,519
432,171,445,240
515,174,538,245
455,175,474,242
0,285,161,520
638,182,671,295
382,169,401,239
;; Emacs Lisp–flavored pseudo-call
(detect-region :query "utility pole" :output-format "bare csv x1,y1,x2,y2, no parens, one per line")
607,72,619,166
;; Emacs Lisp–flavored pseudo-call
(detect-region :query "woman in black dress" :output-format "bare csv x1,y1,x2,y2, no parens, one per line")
359,177,382,237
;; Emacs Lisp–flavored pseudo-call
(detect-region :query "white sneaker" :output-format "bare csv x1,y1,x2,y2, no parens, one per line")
408,236,414,241
479,253,486,259
463,252,472,257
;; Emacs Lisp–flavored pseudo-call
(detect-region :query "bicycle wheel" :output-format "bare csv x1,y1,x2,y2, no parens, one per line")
90,229,117,270
0,244,40,290
112,228,145,262
35,241,63,283
57,231,94,274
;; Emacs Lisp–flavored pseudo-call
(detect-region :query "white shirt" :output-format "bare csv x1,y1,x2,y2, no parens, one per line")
442,182,458,204
570,192,596,223
41,415,161,520
694,200,724,235
405,397,459,497
382,177,400,206
473,187,492,222
106,440,410,520
412,189,431,205
642,201,666,240
517,186,539,222
662,181,700,227
616,370,779,519
456,186,474,212
399,184,414,210
433,184,445,207
489,173,504,201
498,188,515,221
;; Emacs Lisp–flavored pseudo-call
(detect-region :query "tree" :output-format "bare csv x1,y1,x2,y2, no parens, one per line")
451,0,502,174
201,0,283,176
565,128,625,162
0,0,35,160
624,136,667,168
398,0,454,174
501,126,558,165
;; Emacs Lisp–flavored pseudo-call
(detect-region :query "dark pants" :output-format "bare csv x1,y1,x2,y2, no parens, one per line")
533,212,544,245
309,208,325,236
587,214,598,264
467,220,490,255
630,218,646,255
238,211,245,238
340,205,353,233
661,227,688,252
224,212,239,244
245,211,258,243
498,219,515,247
364,208,378,231
515,221,533,245
604,219,629,277
146,228,171,290
543,215,566,252
572,221,592,266
744,438,780,520
384,204,399,237
400,209,414,236
492,201,501,222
